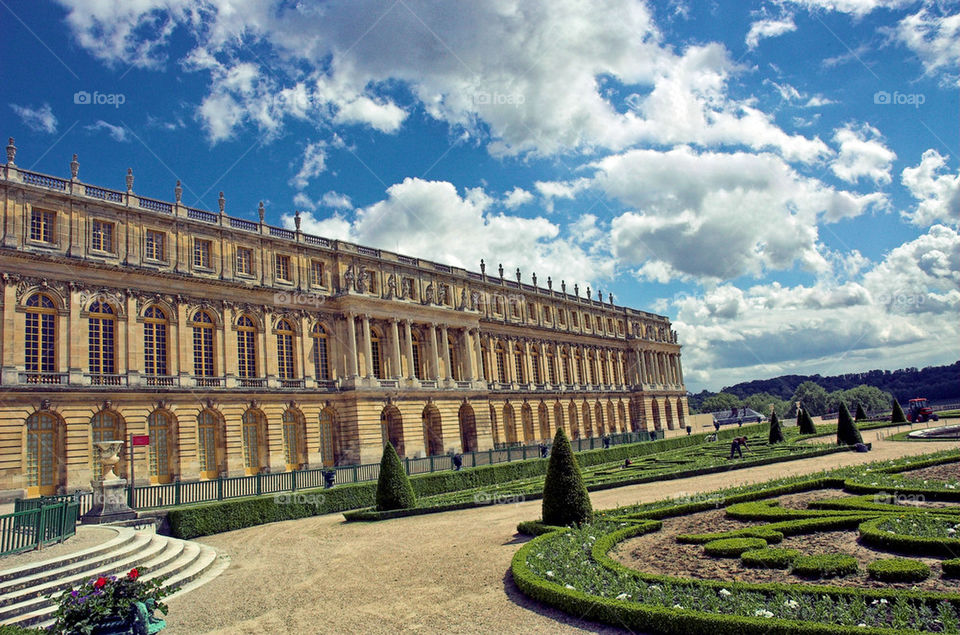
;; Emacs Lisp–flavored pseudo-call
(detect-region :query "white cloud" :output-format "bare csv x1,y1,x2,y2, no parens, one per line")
289,142,327,190
830,123,896,185
784,0,912,17
890,7,960,85
85,120,129,142
746,17,797,50
321,191,353,210
503,187,534,209
901,149,960,226
10,103,57,134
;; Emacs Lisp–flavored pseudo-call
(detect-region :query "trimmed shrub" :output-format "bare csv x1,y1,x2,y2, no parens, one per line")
791,554,858,579
891,400,907,424
836,403,863,446
943,558,960,578
858,517,960,557
703,537,767,558
376,442,416,511
799,408,817,435
855,403,867,421
768,412,784,444
517,520,565,536
867,558,930,582
542,428,592,527
741,548,800,569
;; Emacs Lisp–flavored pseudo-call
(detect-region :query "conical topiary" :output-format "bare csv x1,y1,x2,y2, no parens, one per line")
375,442,416,511
542,427,592,527
768,412,784,444
797,404,817,435
836,402,863,446
855,403,867,421
891,400,907,424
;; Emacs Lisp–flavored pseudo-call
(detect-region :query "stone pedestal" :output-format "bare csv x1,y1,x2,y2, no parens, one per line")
81,441,136,524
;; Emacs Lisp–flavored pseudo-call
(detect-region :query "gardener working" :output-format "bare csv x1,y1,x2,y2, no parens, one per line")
728,436,749,459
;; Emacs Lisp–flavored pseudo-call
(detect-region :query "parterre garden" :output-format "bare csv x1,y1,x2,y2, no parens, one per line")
512,448,960,634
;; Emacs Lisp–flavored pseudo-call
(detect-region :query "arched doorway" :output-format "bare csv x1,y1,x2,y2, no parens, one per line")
651,399,662,431
282,408,307,471
319,406,341,467
241,408,268,475
553,402,564,435
197,409,225,479
91,410,126,480
422,404,443,456
538,402,550,441
607,402,617,433
567,402,580,439
521,403,535,444
582,402,593,438
26,411,64,496
618,401,628,433
676,397,686,428
594,402,605,436
503,403,517,444
148,409,177,484
458,403,477,453
381,405,405,457
665,399,674,430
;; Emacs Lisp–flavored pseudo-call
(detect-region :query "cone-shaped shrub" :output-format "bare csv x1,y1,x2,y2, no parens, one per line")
855,403,867,421
375,442,416,511
891,399,907,424
797,405,816,435
768,412,784,444
542,427,592,527
836,402,863,445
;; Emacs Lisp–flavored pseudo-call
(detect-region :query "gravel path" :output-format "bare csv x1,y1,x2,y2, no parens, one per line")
165,428,958,635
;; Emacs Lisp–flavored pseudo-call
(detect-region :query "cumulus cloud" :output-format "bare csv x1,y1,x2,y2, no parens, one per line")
784,0,913,17
321,191,353,210
10,103,57,134
890,7,960,85
746,17,797,49
85,120,129,142
289,142,327,190
830,123,896,185
901,149,960,226
503,187,534,209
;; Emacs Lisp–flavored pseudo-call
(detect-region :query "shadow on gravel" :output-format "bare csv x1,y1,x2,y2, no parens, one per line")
503,533,533,545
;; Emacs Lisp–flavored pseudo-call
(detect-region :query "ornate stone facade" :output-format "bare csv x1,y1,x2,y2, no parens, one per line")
0,140,687,498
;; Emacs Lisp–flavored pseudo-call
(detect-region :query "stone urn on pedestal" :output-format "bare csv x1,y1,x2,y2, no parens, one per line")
81,440,137,524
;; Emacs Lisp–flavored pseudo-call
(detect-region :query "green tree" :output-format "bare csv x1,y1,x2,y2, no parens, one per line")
891,399,907,424
375,442,416,511
842,385,894,414
768,412,784,444
855,403,867,421
836,402,863,446
826,390,847,413
796,404,817,435
700,392,742,413
791,381,829,416
743,392,790,418
542,428,592,527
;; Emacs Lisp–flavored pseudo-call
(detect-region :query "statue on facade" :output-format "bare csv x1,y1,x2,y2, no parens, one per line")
401,277,412,300
470,290,481,311
356,264,368,293
385,274,397,300
342,265,356,292
436,283,446,305
424,282,435,304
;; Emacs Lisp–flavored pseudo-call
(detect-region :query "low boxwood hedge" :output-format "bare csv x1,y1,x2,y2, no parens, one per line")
859,517,960,557
943,558,960,578
791,554,858,579
740,548,801,569
516,520,565,536
867,558,931,583
703,537,767,558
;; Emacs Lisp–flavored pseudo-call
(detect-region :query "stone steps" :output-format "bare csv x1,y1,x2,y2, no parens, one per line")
0,527,228,629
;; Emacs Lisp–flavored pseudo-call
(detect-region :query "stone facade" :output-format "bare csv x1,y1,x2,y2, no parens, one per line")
0,139,687,498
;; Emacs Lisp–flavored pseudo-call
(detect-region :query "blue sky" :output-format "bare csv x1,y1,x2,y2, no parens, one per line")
2,0,958,392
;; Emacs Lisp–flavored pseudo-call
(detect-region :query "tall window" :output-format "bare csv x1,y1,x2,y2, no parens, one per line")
145,229,165,261
143,306,168,376
148,410,173,483
193,239,211,269
25,294,56,374
319,408,338,468
91,220,114,252
370,329,383,379
547,350,557,384
480,342,489,381
236,247,252,275
575,350,584,384
237,316,258,378
192,311,215,376
411,333,422,379
26,412,59,495
513,344,525,384
88,301,115,375
601,352,609,384
197,410,221,478
276,319,295,379
91,411,123,480
30,209,55,243
447,337,460,381
283,409,305,470
242,409,264,474
310,260,324,286
588,352,597,385
543,306,552,322
275,254,291,281
495,343,507,383
561,348,570,384
531,347,542,384
312,323,330,380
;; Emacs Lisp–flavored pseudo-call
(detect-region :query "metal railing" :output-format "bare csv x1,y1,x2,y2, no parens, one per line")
2,500,80,556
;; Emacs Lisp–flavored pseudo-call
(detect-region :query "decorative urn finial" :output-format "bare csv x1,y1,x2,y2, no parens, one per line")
125,168,134,192
6,137,16,164
295,210,302,230
218,191,225,214
174,180,182,203
258,201,265,223
70,154,79,179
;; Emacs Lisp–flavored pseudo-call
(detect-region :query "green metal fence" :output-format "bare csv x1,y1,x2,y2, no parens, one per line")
1,500,80,556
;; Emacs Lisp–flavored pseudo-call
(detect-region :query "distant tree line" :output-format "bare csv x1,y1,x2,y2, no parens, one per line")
688,361,959,416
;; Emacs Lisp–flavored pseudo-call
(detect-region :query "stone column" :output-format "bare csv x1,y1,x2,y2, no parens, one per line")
463,329,475,381
677,355,684,386
345,313,358,377
390,318,402,379
403,319,415,379
361,314,373,378
440,324,451,381
0,280,17,384
429,323,440,379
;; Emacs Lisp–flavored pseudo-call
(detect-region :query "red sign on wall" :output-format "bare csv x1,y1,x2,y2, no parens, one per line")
131,435,150,446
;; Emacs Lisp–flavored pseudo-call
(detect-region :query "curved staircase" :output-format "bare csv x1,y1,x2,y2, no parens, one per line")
0,525,229,630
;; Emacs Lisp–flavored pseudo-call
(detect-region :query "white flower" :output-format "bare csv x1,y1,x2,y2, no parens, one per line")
616,593,630,600
673,604,684,609
783,600,799,609
589,536,596,541
565,584,575,590
719,589,732,597
858,623,867,628
545,571,554,577
754,609,774,618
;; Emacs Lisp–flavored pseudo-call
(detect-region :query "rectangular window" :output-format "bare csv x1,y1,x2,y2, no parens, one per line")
145,230,165,261
572,312,579,327
194,239,211,269
30,209,56,243
236,247,252,275
275,254,291,281
91,220,114,253
310,260,324,286
558,310,565,326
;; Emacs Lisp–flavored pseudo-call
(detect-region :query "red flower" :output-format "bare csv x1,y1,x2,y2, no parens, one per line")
127,568,139,580
94,577,107,590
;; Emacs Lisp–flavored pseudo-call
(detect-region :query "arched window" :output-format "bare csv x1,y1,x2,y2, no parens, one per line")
513,344,525,384
283,409,306,470
143,307,168,376
91,411,124,480
192,311,215,377
600,351,609,385
370,328,383,379
148,410,174,483
241,409,265,474
237,315,258,378
26,411,60,495
311,323,330,380
411,332,423,379
574,349,584,385
561,347,570,385
197,409,222,479
588,351,597,386
546,349,556,385
495,343,507,383
530,347,542,385
88,301,116,376
276,319,296,380
25,294,57,376
319,407,340,467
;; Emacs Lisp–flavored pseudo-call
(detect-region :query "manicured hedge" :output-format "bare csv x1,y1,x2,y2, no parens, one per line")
943,558,960,578
703,537,767,557
867,558,931,583
843,480,960,502
516,520,566,536
859,517,960,557
791,554,858,579
741,548,800,569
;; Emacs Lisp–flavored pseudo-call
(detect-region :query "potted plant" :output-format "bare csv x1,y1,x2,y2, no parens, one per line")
49,568,168,634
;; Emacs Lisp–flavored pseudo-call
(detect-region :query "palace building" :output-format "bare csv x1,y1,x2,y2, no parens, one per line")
0,138,688,499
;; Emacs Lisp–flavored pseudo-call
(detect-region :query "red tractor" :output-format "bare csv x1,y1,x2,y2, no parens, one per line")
907,398,940,423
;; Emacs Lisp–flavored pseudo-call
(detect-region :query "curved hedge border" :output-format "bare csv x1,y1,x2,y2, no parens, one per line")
943,559,960,578
516,520,565,536
791,554,858,579
741,548,800,569
867,558,931,583
859,517,960,557
703,537,767,557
